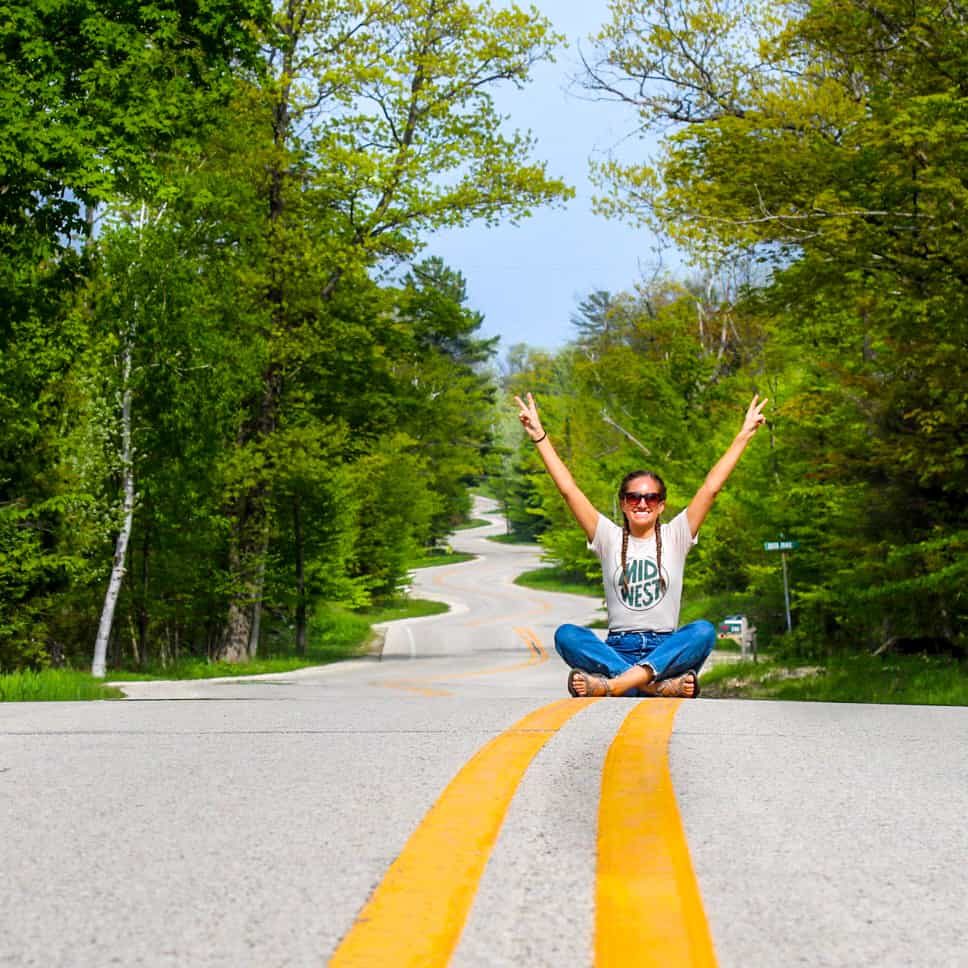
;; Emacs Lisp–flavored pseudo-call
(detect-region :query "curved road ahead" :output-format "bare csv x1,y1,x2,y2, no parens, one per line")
1,499,966,967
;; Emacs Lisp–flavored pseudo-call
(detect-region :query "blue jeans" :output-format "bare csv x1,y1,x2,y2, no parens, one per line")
554,621,716,697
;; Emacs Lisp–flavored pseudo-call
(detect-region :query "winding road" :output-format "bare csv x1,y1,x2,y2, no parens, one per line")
1,498,966,967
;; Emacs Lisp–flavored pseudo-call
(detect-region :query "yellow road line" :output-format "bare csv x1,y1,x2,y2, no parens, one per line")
514,626,548,659
596,699,717,967
330,698,595,967
514,625,541,658
442,626,548,679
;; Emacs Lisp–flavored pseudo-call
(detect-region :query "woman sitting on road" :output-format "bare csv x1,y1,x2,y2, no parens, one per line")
514,392,768,698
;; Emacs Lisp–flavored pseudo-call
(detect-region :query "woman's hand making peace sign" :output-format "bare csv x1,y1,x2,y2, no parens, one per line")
514,392,546,443
739,394,769,438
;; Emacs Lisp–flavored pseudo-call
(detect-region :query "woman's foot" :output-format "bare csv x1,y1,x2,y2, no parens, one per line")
567,668,612,697
645,670,700,698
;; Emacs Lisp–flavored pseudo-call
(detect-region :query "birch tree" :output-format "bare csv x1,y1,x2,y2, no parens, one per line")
91,204,171,678
0,1,268,671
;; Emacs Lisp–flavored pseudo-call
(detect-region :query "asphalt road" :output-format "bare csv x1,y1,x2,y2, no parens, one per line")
1,499,966,967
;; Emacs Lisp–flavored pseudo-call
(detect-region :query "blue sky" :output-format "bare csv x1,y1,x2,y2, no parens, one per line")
424,1,683,355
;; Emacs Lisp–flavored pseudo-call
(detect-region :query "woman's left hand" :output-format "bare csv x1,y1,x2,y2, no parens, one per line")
741,394,769,436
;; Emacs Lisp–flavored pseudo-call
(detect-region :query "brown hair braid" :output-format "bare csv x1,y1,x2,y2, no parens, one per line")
620,519,630,597
655,518,667,594
618,470,668,597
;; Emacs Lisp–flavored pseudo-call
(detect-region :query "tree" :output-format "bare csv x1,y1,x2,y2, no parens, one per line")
584,0,968,648
0,0,268,245
0,1,269,671
389,257,499,537
214,0,572,660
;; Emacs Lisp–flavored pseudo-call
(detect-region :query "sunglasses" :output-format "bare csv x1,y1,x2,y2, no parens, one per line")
621,490,664,506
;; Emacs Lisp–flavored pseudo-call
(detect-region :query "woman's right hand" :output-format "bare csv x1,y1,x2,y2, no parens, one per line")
513,392,598,540
513,392,545,442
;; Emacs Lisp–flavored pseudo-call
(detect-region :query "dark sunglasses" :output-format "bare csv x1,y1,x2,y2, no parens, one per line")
622,490,663,506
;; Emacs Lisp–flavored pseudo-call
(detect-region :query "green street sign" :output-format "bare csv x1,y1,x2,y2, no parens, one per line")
764,540,799,551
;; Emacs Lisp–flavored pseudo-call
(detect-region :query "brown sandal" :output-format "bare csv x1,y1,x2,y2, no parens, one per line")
567,669,612,697
650,670,700,698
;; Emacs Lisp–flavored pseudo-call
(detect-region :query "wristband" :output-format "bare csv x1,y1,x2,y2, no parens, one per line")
532,431,547,444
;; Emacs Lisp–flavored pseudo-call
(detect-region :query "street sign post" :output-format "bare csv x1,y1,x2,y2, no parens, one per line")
763,540,799,552
764,537,798,631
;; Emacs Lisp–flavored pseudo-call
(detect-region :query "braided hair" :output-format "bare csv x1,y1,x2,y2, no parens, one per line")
618,470,668,598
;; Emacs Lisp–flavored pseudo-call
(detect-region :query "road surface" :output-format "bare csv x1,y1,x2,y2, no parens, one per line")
1,498,966,967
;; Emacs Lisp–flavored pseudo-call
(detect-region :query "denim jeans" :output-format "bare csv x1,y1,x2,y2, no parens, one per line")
554,621,716,697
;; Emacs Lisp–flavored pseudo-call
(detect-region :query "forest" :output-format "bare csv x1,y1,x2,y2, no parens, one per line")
2,0,966,677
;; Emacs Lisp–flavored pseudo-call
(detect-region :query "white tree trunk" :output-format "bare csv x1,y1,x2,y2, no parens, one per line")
91,349,135,679
600,409,652,457
247,537,268,659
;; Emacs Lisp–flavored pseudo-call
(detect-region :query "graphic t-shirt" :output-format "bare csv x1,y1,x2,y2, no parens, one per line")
590,509,696,633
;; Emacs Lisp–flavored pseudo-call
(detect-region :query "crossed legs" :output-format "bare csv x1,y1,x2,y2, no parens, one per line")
555,621,716,698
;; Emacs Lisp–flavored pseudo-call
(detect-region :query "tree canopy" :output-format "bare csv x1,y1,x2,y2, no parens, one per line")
3,0,965,672
496,0,968,653
0,0,571,673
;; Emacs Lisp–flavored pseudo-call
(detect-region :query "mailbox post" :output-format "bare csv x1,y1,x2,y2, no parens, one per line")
763,538,799,632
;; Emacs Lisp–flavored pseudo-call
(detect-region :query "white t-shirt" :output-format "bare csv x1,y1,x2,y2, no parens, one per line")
590,509,696,633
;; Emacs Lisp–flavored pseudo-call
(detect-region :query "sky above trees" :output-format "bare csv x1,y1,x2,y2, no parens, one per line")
426,0,677,354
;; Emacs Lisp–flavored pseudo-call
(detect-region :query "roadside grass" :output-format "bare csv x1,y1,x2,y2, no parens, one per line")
680,592,758,627
103,599,448,684
514,565,602,598
2,595,450,699
452,517,491,531
701,652,968,705
487,532,539,545
354,598,448,623
409,548,475,568
0,668,125,702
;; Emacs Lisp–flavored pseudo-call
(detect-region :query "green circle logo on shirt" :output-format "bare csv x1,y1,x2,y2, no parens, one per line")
613,557,667,610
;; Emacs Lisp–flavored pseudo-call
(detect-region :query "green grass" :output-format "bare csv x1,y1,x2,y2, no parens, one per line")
106,598,449,684
0,668,125,702
2,598,451,697
409,549,475,568
452,517,491,531
354,598,449,623
514,566,602,597
487,532,538,545
679,592,758,627
701,652,968,705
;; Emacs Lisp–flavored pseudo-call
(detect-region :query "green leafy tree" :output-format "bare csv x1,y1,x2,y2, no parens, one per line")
0,1,269,670
214,0,572,660
584,0,968,649
389,258,499,538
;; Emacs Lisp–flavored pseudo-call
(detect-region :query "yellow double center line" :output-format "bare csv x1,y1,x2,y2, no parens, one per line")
513,625,547,660
330,699,716,966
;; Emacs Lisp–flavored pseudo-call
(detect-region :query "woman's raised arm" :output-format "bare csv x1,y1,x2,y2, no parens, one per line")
514,392,600,542
686,394,768,538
